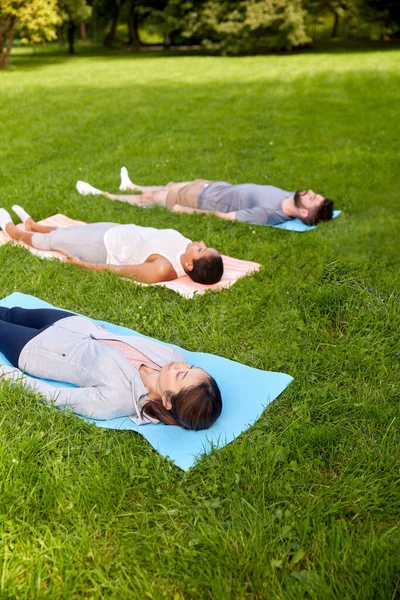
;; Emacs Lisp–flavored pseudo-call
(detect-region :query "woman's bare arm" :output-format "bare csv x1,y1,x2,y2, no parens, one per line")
65,256,175,283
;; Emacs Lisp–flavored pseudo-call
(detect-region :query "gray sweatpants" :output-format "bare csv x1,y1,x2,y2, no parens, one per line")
31,223,116,263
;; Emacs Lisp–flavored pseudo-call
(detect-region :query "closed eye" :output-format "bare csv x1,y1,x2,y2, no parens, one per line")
180,366,195,380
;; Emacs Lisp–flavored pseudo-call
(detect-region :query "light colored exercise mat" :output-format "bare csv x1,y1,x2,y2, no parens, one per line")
0,214,261,298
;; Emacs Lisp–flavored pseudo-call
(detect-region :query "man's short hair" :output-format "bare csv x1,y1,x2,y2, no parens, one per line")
309,198,334,225
294,191,334,225
189,255,224,285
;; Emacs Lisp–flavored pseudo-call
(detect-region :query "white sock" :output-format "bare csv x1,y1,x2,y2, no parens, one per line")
0,208,13,231
119,166,134,191
76,180,104,196
12,204,31,224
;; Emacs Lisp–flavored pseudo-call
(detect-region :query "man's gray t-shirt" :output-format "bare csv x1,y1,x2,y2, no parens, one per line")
198,182,294,225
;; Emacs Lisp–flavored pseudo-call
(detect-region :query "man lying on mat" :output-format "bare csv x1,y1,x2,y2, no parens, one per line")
76,166,334,227
0,306,222,430
0,206,223,285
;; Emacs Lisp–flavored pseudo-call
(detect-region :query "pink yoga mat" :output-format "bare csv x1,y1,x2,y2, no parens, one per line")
0,214,261,298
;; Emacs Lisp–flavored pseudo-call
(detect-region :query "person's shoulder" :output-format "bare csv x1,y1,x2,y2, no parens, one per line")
145,255,176,281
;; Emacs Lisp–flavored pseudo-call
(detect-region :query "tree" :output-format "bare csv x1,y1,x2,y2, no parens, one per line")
58,0,92,54
0,0,60,68
126,0,168,51
143,0,209,47
103,0,123,47
145,0,311,53
306,0,361,38
363,0,400,38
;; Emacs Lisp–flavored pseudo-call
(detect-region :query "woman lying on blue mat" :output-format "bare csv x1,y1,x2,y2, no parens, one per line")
0,306,222,430
0,206,223,285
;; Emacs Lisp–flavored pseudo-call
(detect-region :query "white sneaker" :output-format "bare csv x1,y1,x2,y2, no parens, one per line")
119,166,133,191
0,208,13,231
12,204,31,224
76,181,103,196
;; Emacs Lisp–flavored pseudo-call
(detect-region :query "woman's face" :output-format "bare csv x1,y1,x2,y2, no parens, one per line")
184,241,220,263
158,361,207,407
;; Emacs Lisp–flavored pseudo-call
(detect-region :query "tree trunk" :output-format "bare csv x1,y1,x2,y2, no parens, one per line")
0,24,6,68
58,25,65,48
67,20,76,54
380,18,390,40
128,0,140,53
164,34,172,50
80,22,89,45
104,0,121,48
331,12,340,38
0,17,16,69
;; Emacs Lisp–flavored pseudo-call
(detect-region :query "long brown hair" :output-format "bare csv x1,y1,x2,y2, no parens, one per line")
141,375,222,430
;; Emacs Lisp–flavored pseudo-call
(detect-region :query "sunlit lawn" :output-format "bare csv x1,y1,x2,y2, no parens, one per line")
0,43,399,598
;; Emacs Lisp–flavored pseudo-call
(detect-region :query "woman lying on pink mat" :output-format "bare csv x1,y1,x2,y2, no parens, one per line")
0,206,223,285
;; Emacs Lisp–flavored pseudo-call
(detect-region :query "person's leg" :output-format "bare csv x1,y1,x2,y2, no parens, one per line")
30,223,114,263
102,182,198,207
119,166,168,192
119,166,198,193
76,179,169,206
0,306,74,329
164,180,213,210
0,307,75,367
106,190,169,206
0,318,44,367
8,205,56,234
4,221,36,245
76,177,200,207
113,180,209,208
0,209,34,244
25,220,58,234
122,183,168,193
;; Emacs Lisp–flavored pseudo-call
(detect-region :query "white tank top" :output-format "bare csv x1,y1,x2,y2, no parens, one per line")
103,224,191,278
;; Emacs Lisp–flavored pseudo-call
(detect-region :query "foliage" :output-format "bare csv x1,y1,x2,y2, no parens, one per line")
58,0,92,23
144,0,311,52
0,0,60,67
0,45,399,597
58,0,92,54
363,0,400,37
77,0,400,53
205,0,311,51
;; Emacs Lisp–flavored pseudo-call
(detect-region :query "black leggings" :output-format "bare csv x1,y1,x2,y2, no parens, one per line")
0,307,74,368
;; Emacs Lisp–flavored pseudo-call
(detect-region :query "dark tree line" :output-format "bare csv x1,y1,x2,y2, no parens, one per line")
1,0,399,68
96,0,400,52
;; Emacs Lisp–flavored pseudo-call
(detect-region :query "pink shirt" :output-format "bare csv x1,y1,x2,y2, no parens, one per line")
100,339,161,372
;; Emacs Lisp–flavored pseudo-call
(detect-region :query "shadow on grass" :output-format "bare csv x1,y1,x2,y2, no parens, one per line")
4,39,400,72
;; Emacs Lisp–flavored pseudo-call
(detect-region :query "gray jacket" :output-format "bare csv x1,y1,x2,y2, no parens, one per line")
2,316,185,423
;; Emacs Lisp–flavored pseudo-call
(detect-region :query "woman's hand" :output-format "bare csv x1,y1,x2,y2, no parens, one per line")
64,255,85,266
64,255,107,273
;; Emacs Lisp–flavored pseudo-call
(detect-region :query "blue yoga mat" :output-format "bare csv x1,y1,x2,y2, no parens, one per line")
0,293,293,470
271,210,342,232
141,206,341,231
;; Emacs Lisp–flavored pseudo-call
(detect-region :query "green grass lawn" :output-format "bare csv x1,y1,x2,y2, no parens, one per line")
0,44,399,598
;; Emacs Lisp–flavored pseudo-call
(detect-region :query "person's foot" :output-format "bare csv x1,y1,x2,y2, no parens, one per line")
12,205,32,225
76,181,103,196
119,166,134,191
0,208,13,232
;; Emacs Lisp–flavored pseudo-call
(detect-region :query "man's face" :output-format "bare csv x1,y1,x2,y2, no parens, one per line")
295,190,324,211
